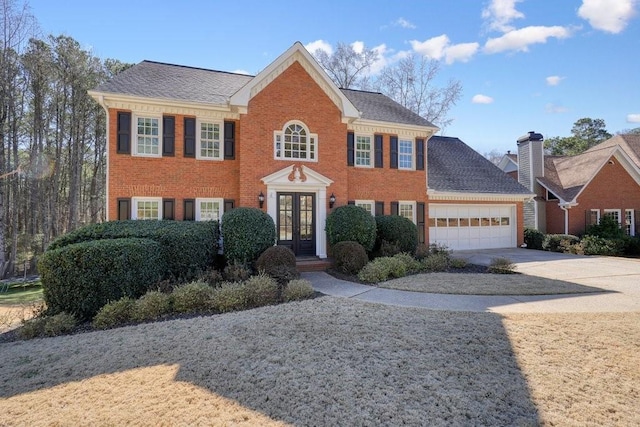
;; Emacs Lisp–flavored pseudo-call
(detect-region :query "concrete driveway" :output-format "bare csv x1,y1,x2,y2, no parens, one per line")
453,248,640,313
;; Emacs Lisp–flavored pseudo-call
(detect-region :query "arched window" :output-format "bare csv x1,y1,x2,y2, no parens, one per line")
274,121,317,161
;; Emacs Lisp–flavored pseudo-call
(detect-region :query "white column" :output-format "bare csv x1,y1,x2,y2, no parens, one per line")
317,188,327,258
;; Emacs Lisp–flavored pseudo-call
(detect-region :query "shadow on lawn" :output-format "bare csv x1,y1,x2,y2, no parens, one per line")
0,298,540,425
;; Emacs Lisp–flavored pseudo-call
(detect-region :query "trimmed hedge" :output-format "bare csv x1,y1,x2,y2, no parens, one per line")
48,220,219,280
524,228,544,250
542,234,579,253
374,215,418,255
331,241,369,275
40,238,165,320
325,205,377,251
221,208,276,264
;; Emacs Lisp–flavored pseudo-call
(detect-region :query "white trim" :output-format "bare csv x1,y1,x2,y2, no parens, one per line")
625,209,635,236
590,209,601,224
195,119,224,160
132,197,162,220
355,200,375,216
398,200,417,224
427,189,533,202
604,209,622,224
354,134,374,168
348,119,437,138
274,120,318,162
195,198,224,221
398,138,415,170
132,114,162,157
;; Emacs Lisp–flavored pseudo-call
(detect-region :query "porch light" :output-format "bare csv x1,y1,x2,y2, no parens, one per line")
258,191,265,208
329,193,336,208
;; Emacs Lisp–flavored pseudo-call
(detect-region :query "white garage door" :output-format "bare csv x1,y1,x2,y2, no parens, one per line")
429,205,516,250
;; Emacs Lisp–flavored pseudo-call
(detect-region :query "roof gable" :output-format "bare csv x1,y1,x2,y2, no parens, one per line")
230,42,360,119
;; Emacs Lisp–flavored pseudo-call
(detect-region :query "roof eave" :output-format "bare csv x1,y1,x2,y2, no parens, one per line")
349,118,439,137
427,189,534,202
88,91,232,112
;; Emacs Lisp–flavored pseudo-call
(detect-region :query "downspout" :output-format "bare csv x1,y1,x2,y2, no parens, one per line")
560,205,569,235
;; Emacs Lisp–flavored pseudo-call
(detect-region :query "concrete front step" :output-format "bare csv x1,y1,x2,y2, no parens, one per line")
296,257,332,272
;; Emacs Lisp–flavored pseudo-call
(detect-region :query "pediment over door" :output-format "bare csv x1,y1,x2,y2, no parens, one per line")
261,164,333,188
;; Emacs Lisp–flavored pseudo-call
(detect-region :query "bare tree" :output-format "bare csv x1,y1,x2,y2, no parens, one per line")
484,149,505,166
377,53,462,131
312,42,378,89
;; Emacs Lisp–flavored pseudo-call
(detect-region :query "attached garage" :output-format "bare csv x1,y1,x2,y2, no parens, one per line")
429,204,517,250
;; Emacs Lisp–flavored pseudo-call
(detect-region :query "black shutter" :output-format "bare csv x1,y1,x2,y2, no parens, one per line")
117,112,131,154
391,201,399,216
348,200,355,205
390,136,398,169
374,134,383,168
117,198,131,220
162,116,175,156
375,201,384,216
347,132,354,166
416,138,425,171
162,199,175,220
224,121,235,160
184,199,195,221
417,202,425,244
224,199,235,213
184,118,196,158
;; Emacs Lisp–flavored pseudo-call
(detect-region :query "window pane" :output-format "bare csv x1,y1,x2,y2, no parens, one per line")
355,136,371,166
399,140,413,169
459,218,470,227
136,118,159,154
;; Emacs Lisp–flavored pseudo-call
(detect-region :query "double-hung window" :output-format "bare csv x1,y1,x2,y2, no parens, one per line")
355,200,374,216
399,201,416,223
355,135,373,167
398,139,414,170
196,198,223,221
135,116,161,157
603,209,621,225
197,121,223,160
625,209,635,236
274,121,317,161
132,197,162,220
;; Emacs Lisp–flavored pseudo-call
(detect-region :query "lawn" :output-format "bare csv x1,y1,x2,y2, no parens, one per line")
0,281,43,305
1,298,638,426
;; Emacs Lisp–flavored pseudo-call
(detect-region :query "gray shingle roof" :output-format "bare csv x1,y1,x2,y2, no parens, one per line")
428,136,532,194
340,89,436,128
94,60,253,105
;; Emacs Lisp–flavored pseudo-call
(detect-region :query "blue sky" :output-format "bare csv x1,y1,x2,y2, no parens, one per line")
29,0,639,155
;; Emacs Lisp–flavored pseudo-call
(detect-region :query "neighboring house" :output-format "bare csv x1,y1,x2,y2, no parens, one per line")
497,151,518,181
89,42,532,256
499,132,640,236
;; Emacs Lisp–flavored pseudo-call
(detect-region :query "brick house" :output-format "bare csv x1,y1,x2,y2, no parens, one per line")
89,42,532,256
502,132,640,236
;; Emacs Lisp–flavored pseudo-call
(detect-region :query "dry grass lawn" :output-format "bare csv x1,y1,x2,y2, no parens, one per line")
380,273,606,295
1,298,638,426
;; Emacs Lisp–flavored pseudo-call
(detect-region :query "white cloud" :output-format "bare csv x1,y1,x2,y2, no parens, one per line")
232,69,251,75
394,17,416,29
351,40,364,54
304,39,332,55
411,35,479,64
482,0,525,32
484,26,572,53
546,75,564,86
578,0,637,33
545,103,569,114
368,44,391,75
627,113,640,123
472,94,494,104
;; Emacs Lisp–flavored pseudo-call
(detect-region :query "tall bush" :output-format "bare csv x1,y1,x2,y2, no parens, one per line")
586,215,625,239
222,207,276,264
524,228,544,250
325,205,376,251
39,238,165,320
373,215,418,255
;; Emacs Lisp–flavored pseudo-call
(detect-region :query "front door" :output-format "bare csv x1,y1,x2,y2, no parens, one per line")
277,192,315,256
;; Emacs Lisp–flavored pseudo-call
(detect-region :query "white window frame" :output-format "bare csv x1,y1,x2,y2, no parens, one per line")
196,119,223,160
398,138,415,170
603,209,621,225
195,198,224,221
273,120,318,162
399,201,416,224
355,134,373,168
132,197,162,220
355,200,375,216
133,115,162,157
590,209,601,224
625,209,635,236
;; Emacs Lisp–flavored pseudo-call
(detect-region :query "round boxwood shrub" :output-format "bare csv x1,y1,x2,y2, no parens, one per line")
256,246,296,272
331,241,368,275
221,207,276,264
325,205,376,251
542,234,579,252
39,238,165,321
374,215,418,255
523,227,544,250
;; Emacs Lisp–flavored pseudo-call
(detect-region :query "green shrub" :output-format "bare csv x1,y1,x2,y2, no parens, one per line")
423,252,450,272
325,205,376,251
223,261,252,282
357,256,407,283
376,240,402,257
210,282,247,313
428,243,452,256
581,236,624,256
373,215,418,255
39,238,165,320
243,274,279,308
449,258,468,269
488,257,516,274
19,312,76,339
255,246,299,284
524,228,545,250
221,208,276,264
198,269,224,288
542,234,579,252
392,252,423,274
93,297,136,329
48,220,220,281
414,243,430,260
623,236,640,256
331,241,369,275
132,291,172,322
172,281,215,314
282,279,315,302
586,215,625,239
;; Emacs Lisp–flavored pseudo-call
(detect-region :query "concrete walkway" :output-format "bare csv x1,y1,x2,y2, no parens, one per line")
302,248,640,313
